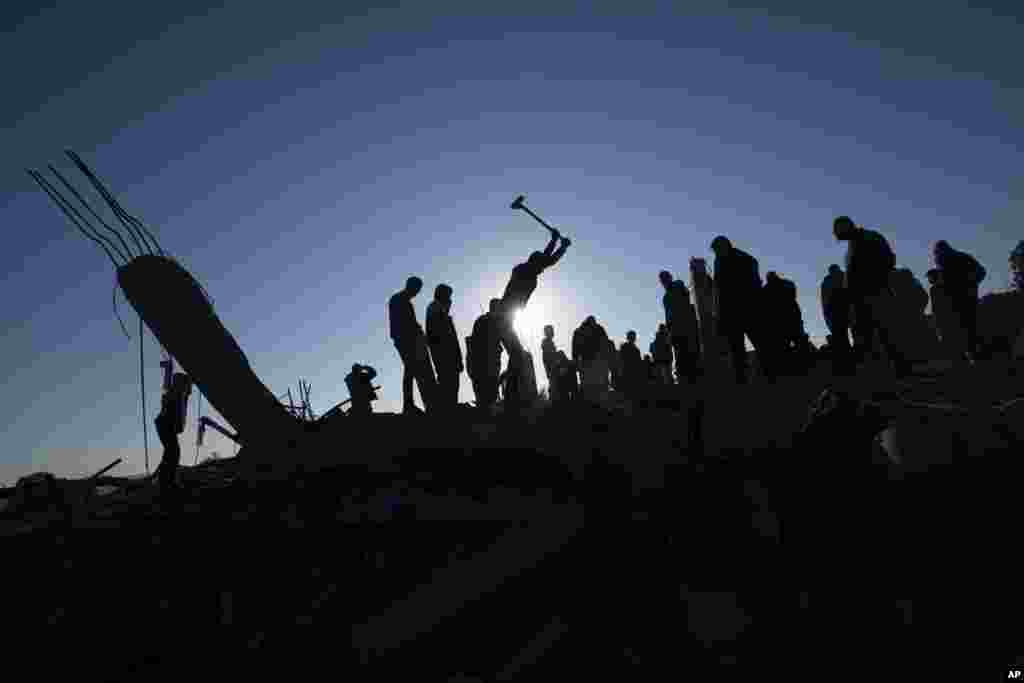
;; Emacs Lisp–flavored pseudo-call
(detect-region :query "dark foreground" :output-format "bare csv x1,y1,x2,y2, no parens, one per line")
4,363,1023,681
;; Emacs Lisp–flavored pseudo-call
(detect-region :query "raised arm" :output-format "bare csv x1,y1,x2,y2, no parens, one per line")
543,236,571,268
542,231,560,257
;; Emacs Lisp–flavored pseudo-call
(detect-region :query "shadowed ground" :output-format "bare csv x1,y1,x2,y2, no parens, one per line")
3,360,1022,680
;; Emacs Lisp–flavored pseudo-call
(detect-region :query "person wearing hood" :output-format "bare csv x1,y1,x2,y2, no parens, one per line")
426,283,464,410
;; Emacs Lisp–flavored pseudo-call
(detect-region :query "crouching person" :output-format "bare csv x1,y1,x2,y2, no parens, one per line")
345,364,378,416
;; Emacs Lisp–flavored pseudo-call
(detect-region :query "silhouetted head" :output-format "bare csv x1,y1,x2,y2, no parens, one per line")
643,354,652,362
658,270,673,288
584,315,596,326
489,298,501,314
766,271,779,282
528,251,545,266
627,330,637,343
710,236,732,255
833,216,855,240
405,276,423,297
933,240,953,264
926,268,942,285
828,264,842,275
543,324,554,338
434,283,453,302
658,323,667,332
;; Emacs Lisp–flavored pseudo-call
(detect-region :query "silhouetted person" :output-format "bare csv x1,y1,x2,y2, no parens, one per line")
554,350,578,402
541,324,559,398
606,336,622,390
388,276,437,414
821,264,853,374
710,236,775,383
344,364,378,416
643,353,655,383
155,370,191,496
499,231,571,408
572,316,609,397
619,330,644,398
832,216,911,376
659,270,700,384
649,323,673,384
468,298,503,413
933,240,986,362
927,268,960,359
426,284,464,410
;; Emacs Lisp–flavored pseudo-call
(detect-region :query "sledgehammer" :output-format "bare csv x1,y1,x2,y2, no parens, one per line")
510,195,570,241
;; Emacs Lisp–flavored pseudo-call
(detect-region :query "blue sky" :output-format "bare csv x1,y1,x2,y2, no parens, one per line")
1,1,1021,483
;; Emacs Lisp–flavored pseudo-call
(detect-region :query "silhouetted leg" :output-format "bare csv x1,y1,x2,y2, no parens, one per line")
497,314,526,409
747,318,777,382
724,326,748,383
394,340,418,411
413,337,439,411
951,289,979,358
861,294,910,375
829,298,853,375
672,335,699,384
155,414,180,492
851,298,874,365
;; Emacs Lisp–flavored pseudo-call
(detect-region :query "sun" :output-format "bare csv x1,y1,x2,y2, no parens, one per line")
512,305,546,348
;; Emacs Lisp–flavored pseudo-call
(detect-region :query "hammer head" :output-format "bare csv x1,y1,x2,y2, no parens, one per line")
510,195,526,210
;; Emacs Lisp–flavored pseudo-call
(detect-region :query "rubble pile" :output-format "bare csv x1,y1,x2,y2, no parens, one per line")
4,364,1023,679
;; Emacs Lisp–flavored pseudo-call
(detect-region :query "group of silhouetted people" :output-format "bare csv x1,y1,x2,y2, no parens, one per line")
381,213,995,421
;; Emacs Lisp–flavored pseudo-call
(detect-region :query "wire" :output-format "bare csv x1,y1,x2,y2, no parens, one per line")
64,150,154,256
113,279,131,340
27,170,121,269
47,163,133,261
194,390,203,465
140,314,149,475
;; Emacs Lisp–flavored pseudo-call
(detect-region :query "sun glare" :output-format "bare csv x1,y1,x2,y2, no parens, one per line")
512,305,545,348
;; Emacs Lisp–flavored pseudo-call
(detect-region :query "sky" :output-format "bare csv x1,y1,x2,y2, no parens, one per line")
1,1,1021,484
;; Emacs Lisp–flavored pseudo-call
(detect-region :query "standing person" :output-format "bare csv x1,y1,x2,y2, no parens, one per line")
388,276,437,414
927,268,962,360
710,236,775,384
933,240,986,362
541,325,560,400
658,270,700,384
499,231,571,408
831,216,911,376
468,299,504,413
619,330,644,398
606,336,622,390
650,324,674,384
821,264,853,374
155,369,191,497
762,272,794,372
426,284,465,410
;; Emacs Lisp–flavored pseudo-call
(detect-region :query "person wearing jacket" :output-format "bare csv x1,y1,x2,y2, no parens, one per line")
468,299,503,412
832,216,911,375
388,276,437,414
933,240,986,361
659,270,701,384
710,236,776,383
426,284,464,410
